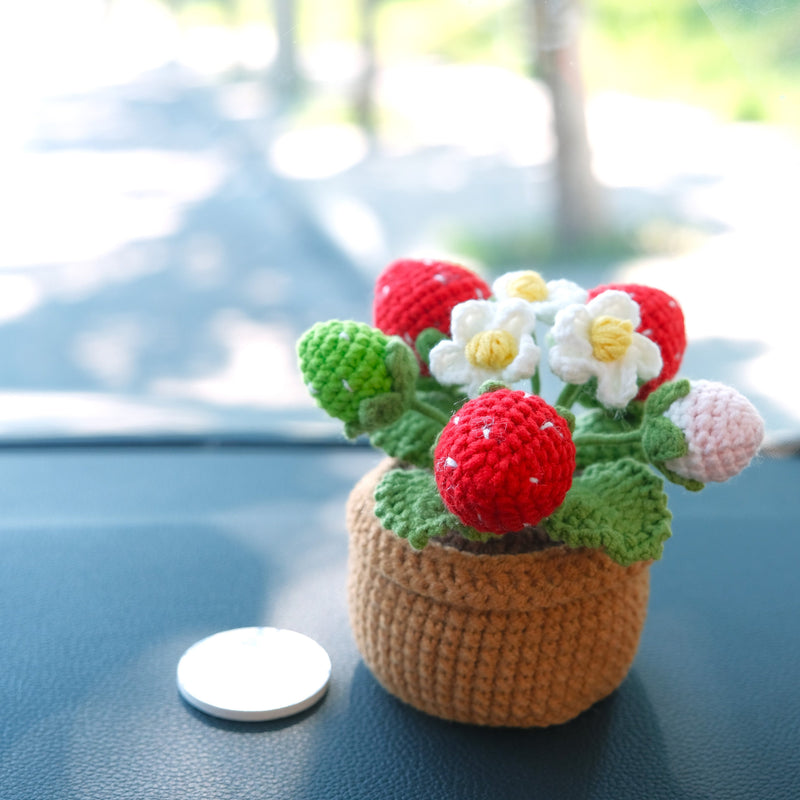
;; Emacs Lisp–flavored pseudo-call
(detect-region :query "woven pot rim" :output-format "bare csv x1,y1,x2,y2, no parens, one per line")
349,458,648,613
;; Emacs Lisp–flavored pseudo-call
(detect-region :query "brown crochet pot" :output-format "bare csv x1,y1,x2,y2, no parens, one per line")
346,459,651,728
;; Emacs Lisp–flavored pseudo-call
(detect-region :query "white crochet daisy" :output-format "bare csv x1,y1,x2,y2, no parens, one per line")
429,299,540,397
492,270,587,324
549,290,662,409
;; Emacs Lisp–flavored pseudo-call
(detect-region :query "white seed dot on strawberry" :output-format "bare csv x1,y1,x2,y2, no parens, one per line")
529,477,539,484
382,284,390,295
445,457,457,468
540,421,554,431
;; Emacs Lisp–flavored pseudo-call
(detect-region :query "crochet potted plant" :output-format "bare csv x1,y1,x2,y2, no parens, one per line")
297,257,764,727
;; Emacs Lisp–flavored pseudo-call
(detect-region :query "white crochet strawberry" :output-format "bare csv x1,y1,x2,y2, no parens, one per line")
658,379,764,483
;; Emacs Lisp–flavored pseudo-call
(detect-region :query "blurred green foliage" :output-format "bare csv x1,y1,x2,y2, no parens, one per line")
165,0,798,128
584,0,800,128
449,219,710,275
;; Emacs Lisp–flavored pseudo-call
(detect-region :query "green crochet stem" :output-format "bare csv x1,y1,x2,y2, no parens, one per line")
572,428,643,448
571,380,706,492
530,368,541,397
410,397,451,428
555,382,582,409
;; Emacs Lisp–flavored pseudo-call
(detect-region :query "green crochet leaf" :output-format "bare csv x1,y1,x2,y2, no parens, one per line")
384,338,419,402
573,406,646,468
374,468,494,549
370,380,464,467
416,384,464,415
415,328,448,369
554,406,576,434
369,410,442,468
641,416,688,462
544,458,672,566
644,378,691,416
348,392,408,439
653,463,705,493
641,379,704,492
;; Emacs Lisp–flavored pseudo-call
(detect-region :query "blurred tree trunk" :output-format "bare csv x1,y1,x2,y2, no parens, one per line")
272,0,301,95
528,0,605,249
355,0,380,137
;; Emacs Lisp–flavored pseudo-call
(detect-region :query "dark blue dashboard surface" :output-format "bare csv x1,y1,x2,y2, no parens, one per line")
1,444,797,799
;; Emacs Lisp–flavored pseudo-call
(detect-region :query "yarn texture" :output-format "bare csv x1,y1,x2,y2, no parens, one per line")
297,320,418,438
374,467,473,550
428,299,540,398
548,290,662,409
373,258,491,371
433,389,575,533
347,460,650,728
297,256,765,729
588,283,686,400
662,379,765,482
370,385,460,470
573,406,646,468
545,458,672,566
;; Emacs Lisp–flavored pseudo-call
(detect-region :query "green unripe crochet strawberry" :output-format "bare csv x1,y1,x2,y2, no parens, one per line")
298,320,418,438
433,389,575,533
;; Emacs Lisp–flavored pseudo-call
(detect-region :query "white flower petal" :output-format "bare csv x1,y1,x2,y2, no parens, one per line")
536,280,588,323
547,279,588,304
431,296,549,396
628,333,662,380
549,307,594,383
449,300,495,344
493,298,537,337
429,341,473,385
502,337,541,382
595,361,640,409
491,270,528,300
464,376,491,398
586,290,641,327
544,289,664,410
550,305,592,356
549,347,595,385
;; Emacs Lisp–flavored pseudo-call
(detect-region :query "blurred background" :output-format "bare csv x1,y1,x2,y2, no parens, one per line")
0,0,798,443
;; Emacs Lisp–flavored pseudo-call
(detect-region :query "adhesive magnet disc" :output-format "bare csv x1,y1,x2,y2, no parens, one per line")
177,627,331,722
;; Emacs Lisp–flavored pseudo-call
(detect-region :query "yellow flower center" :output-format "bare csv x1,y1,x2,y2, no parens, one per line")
506,271,548,302
465,329,518,370
590,315,634,362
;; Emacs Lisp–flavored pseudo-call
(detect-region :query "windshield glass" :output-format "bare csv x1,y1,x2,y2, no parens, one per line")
1,0,797,443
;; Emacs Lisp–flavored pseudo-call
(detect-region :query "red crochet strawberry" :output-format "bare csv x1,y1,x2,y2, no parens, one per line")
588,283,686,400
373,258,491,372
433,389,575,534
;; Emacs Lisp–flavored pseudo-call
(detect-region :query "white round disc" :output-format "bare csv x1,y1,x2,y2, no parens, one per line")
177,627,331,722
